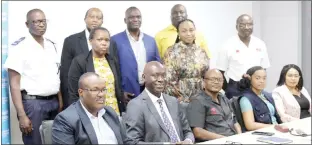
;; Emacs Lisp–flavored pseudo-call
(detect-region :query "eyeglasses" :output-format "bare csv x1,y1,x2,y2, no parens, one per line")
81,88,107,95
238,23,253,28
204,77,224,83
29,19,48,26
287,74,301,79
224,141,242,144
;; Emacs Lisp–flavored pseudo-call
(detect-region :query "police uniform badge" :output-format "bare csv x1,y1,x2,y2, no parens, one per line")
11,37,25,46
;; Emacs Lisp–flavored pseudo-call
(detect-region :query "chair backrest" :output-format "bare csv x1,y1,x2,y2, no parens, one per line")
230,96,247,132
39,120,54,144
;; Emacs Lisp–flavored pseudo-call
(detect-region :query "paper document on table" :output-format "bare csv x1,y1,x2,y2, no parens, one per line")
257,136,293,144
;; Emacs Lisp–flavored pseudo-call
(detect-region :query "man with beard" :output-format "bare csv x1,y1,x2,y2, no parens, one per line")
111,7,160,100
60,8,119,108
216,14,270,99
4,9,62,144
155,4,211,60
123,61,194,144
187,68,241,142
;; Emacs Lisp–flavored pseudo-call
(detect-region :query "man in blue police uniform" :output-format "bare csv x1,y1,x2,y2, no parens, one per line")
4,9,62,145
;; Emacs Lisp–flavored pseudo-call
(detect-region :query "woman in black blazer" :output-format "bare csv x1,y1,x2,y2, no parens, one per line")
68,27,125,115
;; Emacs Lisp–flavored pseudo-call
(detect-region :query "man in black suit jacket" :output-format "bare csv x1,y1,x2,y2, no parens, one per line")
52,72,125,144
60,8,119,108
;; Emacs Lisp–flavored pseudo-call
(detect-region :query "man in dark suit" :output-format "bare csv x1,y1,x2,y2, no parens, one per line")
60,8,119,108
111,7,160,100
123,61,194,144
52,72,125,144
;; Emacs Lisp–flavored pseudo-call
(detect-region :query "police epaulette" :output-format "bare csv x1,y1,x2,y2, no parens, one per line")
11,37,26,46
46,38,55,44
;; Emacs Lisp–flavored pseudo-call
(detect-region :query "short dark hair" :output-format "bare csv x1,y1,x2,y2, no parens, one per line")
175,19,196,43
236,14,252,25
125,6,140,17
89,27,110,40
237,66,264,91
277,64,303,90
78,72,99,89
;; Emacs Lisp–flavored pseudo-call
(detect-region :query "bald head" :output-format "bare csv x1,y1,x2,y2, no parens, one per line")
236,14,253,25
78,72,100,89
171,4,188,27
143,61,165,75
171,4,186,13
203,68,223,93
26,9,44,21
236,14,253,39
143,61,166,97
84,8,103,19
84,8,103,31
206,69,222,77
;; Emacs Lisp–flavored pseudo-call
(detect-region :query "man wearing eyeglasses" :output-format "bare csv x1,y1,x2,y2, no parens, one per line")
4,9,62,145
52,72,125,144
216,14,270,99
187,68,241,142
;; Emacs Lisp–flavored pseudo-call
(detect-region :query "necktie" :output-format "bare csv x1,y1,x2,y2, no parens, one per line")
157,99,179,143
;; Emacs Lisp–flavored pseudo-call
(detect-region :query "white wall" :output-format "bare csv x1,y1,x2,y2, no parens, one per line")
301,1,311,94
7,1,253,143
252,1,303,91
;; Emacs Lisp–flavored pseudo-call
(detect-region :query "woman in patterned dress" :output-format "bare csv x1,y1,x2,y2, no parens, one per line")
163,19,210,102
68,27,125,115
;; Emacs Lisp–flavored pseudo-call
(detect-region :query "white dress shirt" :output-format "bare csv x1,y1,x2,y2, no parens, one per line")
4,33,60,96
126,29,147,85
80,101,118,144
145,89,181,141
85,29,92,50
216,35,270,81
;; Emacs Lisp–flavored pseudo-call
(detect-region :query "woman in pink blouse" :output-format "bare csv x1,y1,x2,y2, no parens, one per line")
272,64,311,123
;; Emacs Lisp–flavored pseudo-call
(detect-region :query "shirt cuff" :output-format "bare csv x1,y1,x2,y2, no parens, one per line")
184,138,193,144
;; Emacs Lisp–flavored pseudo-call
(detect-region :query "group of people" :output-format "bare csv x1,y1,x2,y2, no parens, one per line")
4,3,311,145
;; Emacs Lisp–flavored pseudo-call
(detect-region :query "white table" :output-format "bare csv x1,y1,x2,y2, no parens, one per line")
197,117,311,144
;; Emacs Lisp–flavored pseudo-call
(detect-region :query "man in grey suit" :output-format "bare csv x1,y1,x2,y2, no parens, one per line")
123,61,194,144
52,72,125,144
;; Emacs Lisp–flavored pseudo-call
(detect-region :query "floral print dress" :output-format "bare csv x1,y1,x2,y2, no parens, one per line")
163,41,210,102
93,57,120,115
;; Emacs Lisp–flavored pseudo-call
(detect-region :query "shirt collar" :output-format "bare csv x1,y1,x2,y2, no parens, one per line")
27,32,48,45
80,100,106,119
236,34,254,41
85,28,90,40
126,29,144,41
166,24,177,31
201,90,223,102
145,88,165,104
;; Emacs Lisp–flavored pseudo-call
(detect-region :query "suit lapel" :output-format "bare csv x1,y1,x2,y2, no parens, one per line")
78,30,90,54
121,31,138,65
142,91,170,137
75,102,98,144
85,51,95,72
106,55,122,101
102,109,123,144
142,35,150,62
281,85,300,108
163,95,181,137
